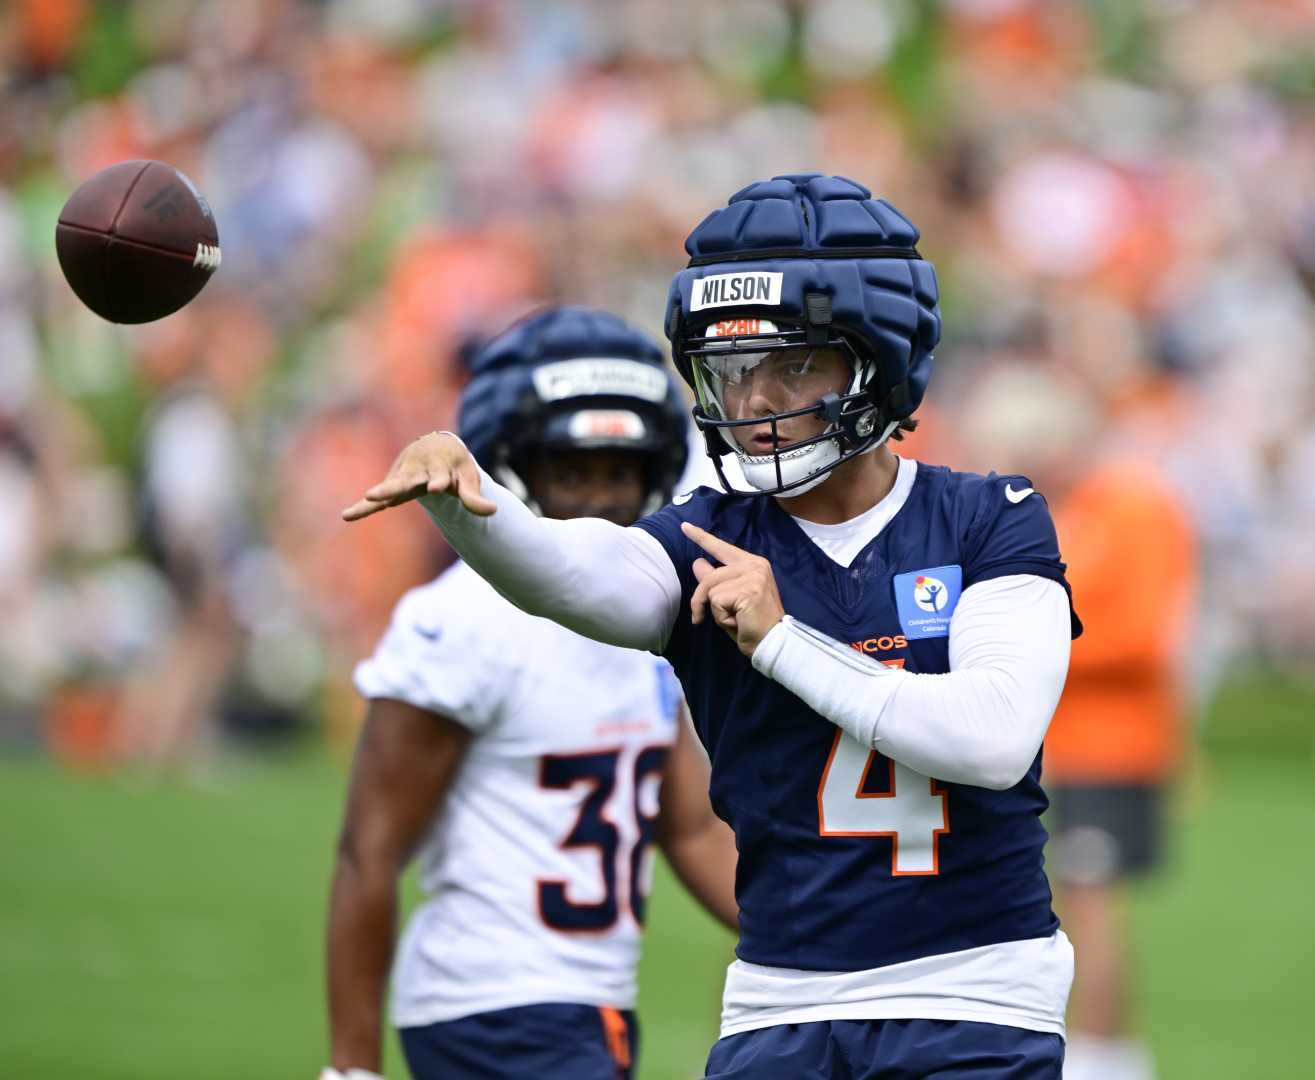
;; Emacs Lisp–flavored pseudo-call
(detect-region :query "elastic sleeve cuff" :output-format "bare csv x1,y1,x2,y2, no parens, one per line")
750,618,791,677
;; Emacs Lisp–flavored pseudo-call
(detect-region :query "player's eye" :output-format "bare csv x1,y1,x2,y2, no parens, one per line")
777,350,815,378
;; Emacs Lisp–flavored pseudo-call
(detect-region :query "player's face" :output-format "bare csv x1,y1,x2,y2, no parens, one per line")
526,449,648,525
713,346,852,454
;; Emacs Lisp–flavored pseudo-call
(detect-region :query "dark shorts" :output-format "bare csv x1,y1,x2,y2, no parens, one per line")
704,1018,1064,1079
1047,782,1164,886
399,1002,637,1080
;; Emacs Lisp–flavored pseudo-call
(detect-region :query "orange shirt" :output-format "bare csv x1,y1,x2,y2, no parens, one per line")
1044,460,1196,783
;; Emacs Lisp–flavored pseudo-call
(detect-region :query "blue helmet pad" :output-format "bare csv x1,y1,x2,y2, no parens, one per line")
668,173,940,421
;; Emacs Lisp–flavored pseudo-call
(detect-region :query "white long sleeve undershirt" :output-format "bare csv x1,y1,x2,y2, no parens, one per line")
419,471,681,653
751,575,1072,789
419,468,1071,790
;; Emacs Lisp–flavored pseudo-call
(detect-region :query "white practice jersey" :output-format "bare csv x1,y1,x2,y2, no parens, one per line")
354,561,681,1028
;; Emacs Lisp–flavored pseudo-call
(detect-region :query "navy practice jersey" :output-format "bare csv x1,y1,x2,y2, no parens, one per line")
634,463,1082,973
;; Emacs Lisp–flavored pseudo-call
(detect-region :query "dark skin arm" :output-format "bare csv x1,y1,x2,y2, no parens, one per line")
656,708,739,933
326,698,472,1073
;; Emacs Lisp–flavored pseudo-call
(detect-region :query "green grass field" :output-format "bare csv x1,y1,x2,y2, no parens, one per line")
1,674,1310,1079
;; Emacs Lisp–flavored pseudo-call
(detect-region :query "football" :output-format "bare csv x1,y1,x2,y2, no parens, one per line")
55,159,221,324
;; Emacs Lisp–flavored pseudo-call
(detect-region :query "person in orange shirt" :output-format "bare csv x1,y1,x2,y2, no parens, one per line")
1047,456,1194,1080
960,363,1197,1080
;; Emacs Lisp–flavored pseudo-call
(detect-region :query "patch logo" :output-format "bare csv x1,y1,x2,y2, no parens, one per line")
689,271,784,312
893,564,963,640
914,575,949,612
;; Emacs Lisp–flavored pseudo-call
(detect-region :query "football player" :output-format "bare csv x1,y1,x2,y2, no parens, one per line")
344,175,1082,1079
322,308,738,1080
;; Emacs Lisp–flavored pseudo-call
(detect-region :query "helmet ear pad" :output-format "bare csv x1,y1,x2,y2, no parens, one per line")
828,333,892,450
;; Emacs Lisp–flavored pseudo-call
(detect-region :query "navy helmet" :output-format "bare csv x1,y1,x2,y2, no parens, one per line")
459,306,690,516
666,173,941,497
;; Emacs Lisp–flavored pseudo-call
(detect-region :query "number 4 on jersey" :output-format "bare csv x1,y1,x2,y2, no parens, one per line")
816,659,949,874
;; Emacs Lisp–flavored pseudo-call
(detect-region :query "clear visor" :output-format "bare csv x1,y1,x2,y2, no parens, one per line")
694,344,854,422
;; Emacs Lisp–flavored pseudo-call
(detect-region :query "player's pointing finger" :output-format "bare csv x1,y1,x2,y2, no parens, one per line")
681,521,751,564
341,497,381,522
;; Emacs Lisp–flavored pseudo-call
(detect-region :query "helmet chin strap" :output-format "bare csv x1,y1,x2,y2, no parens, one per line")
733,437,841,497
727,411,898,497
759,461,833,498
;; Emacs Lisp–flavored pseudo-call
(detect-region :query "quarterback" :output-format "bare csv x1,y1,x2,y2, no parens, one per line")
345,175,1082,1078
323,308,738,1080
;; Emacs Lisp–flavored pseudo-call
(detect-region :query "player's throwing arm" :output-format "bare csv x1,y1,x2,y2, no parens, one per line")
343,432,682,654
342,435,792,657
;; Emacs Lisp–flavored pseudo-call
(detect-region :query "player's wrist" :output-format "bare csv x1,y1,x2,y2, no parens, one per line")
319,1068,385,1080
749,615,792,674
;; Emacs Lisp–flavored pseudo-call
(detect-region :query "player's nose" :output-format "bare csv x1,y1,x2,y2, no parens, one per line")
743,370,786,417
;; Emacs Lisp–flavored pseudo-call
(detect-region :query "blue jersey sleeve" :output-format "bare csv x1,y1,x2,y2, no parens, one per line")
963,473,1083,638
633,491,716,600
633,489,727,662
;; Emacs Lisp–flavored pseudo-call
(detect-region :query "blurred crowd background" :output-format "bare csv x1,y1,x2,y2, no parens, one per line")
2,0,1314,772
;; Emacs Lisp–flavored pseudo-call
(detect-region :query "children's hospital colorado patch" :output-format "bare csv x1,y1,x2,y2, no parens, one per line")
892,565,963,640
689,271,783,311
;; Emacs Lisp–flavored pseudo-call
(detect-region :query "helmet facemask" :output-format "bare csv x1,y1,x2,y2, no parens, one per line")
684,319,899,498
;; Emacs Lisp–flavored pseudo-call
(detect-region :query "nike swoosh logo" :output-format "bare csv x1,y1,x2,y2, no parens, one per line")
673,491,694,506
414,624,442,642
1005,484,1034,504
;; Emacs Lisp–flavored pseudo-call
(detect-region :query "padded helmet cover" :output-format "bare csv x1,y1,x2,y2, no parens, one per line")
667,173,940,422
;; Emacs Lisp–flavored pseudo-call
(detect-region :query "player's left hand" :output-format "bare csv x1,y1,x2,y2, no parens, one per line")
682,522,784,657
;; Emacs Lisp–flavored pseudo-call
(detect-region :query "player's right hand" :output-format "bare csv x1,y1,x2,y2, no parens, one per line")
342,431,498,522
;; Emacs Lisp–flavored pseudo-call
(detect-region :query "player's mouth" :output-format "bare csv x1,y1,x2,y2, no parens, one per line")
746,428,798,454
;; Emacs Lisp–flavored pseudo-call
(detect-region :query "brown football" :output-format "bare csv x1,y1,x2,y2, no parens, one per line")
55,160,222,324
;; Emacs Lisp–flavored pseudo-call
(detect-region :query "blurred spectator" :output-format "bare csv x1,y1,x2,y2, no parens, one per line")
958,363,1198,1080
0,0,1311,774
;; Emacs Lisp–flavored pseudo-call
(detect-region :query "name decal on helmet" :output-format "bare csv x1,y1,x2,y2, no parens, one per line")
689,271,783,312
532,359,669,403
